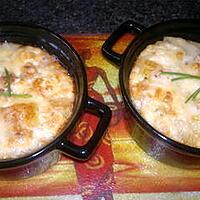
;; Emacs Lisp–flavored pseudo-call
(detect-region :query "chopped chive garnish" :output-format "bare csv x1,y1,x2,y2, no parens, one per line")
160,71,200,103
0,68,32,99
185,87,200,103
0,92,32,98
4,68,12,96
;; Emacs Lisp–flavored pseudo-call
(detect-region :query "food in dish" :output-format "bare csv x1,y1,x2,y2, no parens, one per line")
0,42,75,159
129,37,200,148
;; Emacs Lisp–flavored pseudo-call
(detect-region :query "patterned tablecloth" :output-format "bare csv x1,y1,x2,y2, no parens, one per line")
0,34,199,200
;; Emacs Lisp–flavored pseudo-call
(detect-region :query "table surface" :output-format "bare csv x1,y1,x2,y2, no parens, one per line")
0,0,200,33
0,34,199,200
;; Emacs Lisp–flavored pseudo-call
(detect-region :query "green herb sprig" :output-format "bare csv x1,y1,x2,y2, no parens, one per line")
0,92,32,98
1,68,32,98
160,71,200,103
4,68,12,96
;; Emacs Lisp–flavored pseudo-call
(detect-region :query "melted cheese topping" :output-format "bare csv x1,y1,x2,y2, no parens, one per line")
0,42,75,159
129,37,200,148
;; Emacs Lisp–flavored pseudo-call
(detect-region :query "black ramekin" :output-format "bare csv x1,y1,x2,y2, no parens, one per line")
0,23,111,179
102,19,200,168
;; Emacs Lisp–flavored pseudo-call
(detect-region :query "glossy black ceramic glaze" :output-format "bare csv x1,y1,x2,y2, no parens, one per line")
102,19,200,168
0,23,111,178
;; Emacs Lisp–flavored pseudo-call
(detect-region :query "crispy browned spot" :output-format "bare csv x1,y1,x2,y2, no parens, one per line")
154,88,165,100
138,59,161,78
22,65,38,76
154,88,176,115
164,91,173,105
176,51,184,60
143,59,161,70
2,103,38,146
2,103,38,131
20,51,36,62
33,78,53,95
154,88,173,104
192,62,200,72
131,81,148,99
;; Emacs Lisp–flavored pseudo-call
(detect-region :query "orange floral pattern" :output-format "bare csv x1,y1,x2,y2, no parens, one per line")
0,34,199,200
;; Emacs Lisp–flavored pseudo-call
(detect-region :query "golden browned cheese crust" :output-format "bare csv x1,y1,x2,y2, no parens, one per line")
0,42,75,159
129,37,200,148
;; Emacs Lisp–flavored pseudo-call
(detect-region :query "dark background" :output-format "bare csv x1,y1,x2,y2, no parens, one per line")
0,0,200,34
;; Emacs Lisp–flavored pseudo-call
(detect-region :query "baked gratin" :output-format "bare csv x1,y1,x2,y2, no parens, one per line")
129,37,200,148
0,42,75,159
